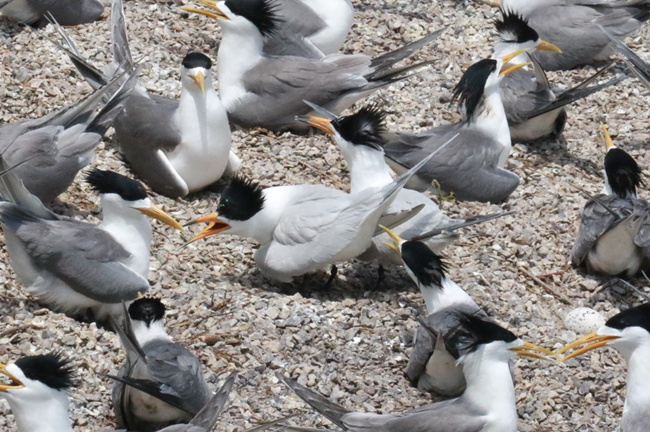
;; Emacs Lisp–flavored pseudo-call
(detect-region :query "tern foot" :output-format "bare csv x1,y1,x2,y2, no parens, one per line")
322,265,338,289
373,265,386,290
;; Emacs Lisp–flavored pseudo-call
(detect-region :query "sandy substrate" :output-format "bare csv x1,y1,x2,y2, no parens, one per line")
1,0,650,430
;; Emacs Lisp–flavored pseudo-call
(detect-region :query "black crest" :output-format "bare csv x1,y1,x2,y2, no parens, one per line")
14,353,77,391
182,52,213,70
401,240,447,288
495,9,539,44
128,297,166,325
224,0,282,37
445,313,517,359
218,176,265,221
86,169,148,201
604,148,643,199
606,303,650,333
452,59,498,123
332,106,386,151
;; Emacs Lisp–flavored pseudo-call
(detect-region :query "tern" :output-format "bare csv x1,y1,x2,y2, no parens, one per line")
181,0,445,133
571,124,650,277
0,0,103,27
108,297,213,432
557,303,650,432
493,10,624,143
382,226,488,396
277,313,551,432
0,352,242,432
185,143,447,283
52,0,239,198
304,104,512,267
0,165,183,322
0,68,138,204
382,53,529,203
500,0,650,71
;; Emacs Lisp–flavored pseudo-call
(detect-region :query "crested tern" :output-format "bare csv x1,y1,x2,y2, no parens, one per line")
0,68,138,204
52,0,239,198
558,303,650,432
181,0,445,133
495,10,624,143
0,165,183,322
500,0,650,71
109,297,213,432
277,313,551,432
0,352,241,432
571,124,650,277
184,144,448,282
0,0,103,27
304,104,512,267
382,226,488,396
382,54,529,203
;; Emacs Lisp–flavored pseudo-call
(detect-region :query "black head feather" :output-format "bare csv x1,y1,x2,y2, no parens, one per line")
604,148,643,199
86,169,148,201
14,353,77,391
444,313,517,359
128,297,166,325
495,9,539,44
331,106,386,151
401,240,447,288
451,59,498,123
224,0,282,37
606,303,650,333
182,52,213,70
218,176,265,221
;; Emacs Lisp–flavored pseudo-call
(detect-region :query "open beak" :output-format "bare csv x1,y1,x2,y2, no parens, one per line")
509,341,554,360
0,364,24,392
190,70,206,94
185,212,231,243
500,61,532,77
380,225,403,255
537,40,562,53
137,205,184,231
601,123,616,149
500,48,528,65
302,116,334,134
555,331,621,362
180,0,229,20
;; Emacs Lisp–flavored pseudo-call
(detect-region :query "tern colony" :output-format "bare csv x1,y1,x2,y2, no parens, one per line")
0,0,650,431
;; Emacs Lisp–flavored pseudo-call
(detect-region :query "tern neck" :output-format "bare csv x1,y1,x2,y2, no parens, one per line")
131,319,173,346
343,146,393,193
99,197,152,277
217,23,264,110
461,350,518,431
468,89,511,168
622,343,650,422
420,277,475,316
6,390,74,432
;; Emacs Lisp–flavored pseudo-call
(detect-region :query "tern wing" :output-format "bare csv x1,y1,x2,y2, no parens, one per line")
501,65,555,124
571,194,634,266
0,204,148,302
275,0,326,39
384,127,519,203
602,26,650,89
188,371,237,429
32,0,104,26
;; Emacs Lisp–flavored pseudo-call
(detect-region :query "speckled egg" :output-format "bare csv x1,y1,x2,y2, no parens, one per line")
564,307,606,334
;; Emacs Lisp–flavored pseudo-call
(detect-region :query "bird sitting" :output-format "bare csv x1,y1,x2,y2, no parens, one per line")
0,0,104,27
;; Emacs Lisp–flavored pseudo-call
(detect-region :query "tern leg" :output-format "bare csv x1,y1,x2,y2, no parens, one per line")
323,265,338,289
373,265,385,290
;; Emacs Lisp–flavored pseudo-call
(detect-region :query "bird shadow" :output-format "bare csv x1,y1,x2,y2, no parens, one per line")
516,135,601,177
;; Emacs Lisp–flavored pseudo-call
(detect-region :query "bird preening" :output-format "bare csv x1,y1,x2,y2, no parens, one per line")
1,0,649,431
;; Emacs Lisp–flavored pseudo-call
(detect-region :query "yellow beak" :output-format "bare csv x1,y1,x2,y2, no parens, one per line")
601,123,616,150
180,0,230,20
555,331,621,362
0,364,24,392
306,116,334,135
185,212,232,243
380,225,404,255
190,70,206,94
509,341,555,360
137,204,184,231
500,48,528,65
537,40,562,53
500,62,532,77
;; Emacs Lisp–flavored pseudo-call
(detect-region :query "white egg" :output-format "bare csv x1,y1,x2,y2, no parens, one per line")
564,307,606,334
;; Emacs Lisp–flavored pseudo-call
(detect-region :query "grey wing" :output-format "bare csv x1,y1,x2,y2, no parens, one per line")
33,0,104,25
275,0,326,38
263,31,325,58
384,127,520,203
406,323,435,382
501,67,554,124
571,195,634,266
632,200,650,247
144,340,212,414
1,205,149,302
602,26,650,89
114,92,188,197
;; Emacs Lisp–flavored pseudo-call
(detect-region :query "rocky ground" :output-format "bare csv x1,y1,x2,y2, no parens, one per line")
1,0,650,431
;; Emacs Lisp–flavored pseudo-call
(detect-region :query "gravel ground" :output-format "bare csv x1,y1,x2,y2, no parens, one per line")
1,0,650,431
